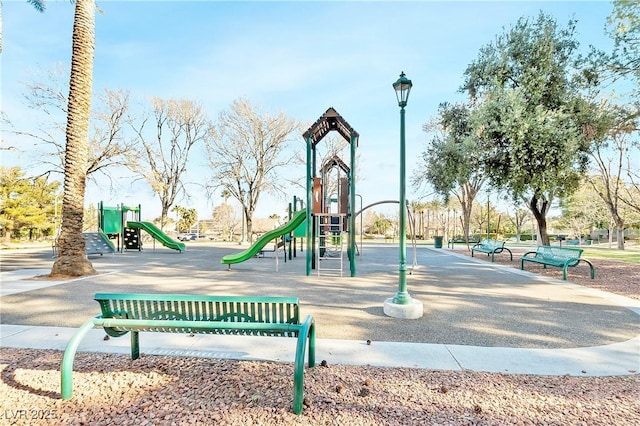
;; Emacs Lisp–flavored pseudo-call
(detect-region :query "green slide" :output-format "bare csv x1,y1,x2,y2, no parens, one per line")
221,210,306,265
127,221,186,252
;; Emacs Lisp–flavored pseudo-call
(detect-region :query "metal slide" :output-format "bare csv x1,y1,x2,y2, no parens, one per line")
221,210,307,265
126,221,186,252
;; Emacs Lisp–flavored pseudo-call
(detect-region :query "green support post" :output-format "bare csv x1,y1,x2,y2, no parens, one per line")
306,136,313,276
349,132,357,277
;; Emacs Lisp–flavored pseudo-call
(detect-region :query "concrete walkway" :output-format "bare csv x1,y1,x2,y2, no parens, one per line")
1,242,638,376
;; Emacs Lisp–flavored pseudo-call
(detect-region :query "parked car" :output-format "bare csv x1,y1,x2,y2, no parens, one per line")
178,233,198,241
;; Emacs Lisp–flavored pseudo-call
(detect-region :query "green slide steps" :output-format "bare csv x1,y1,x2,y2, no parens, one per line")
126,221,186,252
221,210,307,265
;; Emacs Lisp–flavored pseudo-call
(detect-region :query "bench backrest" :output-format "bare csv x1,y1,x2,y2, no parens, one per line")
94,293,301,336
536,246,583,264
479,239,505,249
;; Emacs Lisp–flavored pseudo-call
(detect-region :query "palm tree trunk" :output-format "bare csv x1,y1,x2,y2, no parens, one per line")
51,0,97,276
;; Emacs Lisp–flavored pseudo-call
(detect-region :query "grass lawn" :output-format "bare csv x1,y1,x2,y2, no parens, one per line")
582,246,640,264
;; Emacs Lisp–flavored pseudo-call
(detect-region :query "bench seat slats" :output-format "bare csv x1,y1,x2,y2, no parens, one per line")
94,318,303,335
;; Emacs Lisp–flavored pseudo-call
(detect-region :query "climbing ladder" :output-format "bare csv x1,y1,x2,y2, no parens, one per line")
82,231,116,256
316,213,345,276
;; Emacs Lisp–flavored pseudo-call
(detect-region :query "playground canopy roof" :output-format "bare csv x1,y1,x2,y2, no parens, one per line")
303,107,359,147
320,155,350,175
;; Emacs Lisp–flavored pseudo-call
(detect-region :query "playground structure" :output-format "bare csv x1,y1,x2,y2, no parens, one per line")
95,202,185,253
218,108,376,277
303,108,359,277
220,108,358,277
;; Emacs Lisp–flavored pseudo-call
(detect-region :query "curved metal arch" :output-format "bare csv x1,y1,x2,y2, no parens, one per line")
355,200,399,218
354,199,419,271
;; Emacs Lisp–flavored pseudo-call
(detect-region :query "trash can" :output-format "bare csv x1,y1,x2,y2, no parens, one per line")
434,236,443,248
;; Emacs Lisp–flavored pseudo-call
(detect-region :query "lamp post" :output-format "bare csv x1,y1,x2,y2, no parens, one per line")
384,71,424,319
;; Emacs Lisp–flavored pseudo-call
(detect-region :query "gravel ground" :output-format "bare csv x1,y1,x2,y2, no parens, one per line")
1,348,638,426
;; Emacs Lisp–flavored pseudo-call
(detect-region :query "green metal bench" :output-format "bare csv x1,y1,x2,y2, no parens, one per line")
447,237,480,249
471,239,513,262
61,293,315,414
520,246,595,280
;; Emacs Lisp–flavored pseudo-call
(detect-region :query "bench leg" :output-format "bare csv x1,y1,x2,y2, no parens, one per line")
131,331,140,360
504,248,513,261
578,259,596,279
292,316,315,415
61,317,99,399
306,318,316,368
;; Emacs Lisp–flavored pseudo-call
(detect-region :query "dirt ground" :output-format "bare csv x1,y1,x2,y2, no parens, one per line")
451,246,639,301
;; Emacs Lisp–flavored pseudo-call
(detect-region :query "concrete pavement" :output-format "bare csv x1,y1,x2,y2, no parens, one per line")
1,242,638,376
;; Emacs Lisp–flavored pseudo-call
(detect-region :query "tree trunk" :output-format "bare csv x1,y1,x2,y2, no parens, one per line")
456,184,476,250
245,211,253,244
51,0,97,277
462,208,472,245
609,211,626,251
616,228,625,250
529,195,550,246
160,204,170,231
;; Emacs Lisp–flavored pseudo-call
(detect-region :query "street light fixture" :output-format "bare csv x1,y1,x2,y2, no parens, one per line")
393,71,412,108
384,71,424,319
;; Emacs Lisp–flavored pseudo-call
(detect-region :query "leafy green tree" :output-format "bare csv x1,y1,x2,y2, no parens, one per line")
0,166,60,242
409,201,428,239
603,0,640,104
172,206,197,233
462,12,595,245
369,213,393,236
221,189,231,203
413,102,484,243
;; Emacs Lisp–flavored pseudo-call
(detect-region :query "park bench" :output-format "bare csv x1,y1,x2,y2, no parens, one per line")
61,293,316,414
520,246,595,281
471,239,513,262
447,237,480,249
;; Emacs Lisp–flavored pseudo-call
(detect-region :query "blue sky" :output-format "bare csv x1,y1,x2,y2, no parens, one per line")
1,1,616,221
